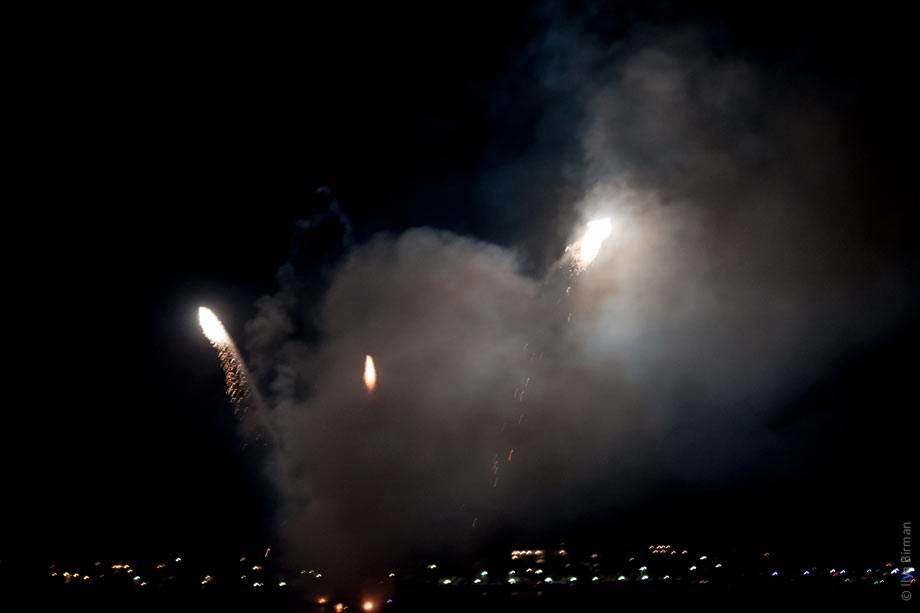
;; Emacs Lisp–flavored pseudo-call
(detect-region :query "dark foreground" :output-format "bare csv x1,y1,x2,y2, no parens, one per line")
21,582,908,612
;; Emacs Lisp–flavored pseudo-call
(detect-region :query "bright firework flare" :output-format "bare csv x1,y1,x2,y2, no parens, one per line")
364,354,377,392
569,217,613,272
198,306,251,411
198,306,229,344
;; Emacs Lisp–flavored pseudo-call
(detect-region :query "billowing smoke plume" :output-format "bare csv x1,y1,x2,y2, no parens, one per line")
242,14,912,583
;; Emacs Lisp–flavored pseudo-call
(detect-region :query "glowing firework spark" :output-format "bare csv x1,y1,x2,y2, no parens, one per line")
198,306,229,344
568,217,613,272
198,306,251,411
364,354,376,391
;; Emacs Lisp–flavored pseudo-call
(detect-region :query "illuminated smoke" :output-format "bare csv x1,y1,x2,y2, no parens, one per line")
568,218,613,272
364,354,377,392
198,306,251,412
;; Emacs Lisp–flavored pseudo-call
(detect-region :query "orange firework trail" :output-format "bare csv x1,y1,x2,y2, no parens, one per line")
198,306,252,412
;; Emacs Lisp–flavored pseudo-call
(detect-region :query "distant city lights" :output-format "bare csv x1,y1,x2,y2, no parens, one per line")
36,545,901,596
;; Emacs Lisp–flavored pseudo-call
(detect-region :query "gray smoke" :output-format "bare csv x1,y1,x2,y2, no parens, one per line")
243,19,912,582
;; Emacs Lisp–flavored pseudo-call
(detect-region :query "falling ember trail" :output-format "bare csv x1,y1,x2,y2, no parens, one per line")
364,354,376,392
493,218,616,493
198,306,252,412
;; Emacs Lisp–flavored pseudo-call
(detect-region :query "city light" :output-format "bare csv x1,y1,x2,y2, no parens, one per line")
29,546,896,598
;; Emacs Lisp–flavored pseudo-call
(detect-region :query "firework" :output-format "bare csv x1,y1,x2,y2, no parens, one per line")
568,217,613,272
198,306,251,412
364,354,377,391
492,218,616,489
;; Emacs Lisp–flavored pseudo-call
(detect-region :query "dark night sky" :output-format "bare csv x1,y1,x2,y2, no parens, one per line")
7,2,916,571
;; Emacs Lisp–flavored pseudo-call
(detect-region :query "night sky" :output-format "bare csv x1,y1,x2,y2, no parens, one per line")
8,2,916,576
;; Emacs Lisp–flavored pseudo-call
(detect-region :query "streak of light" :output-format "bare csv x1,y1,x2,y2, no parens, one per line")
198,307,251,412
568,217,613,272
364,354,376,391
198,307,229,344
